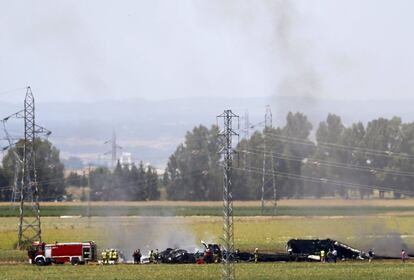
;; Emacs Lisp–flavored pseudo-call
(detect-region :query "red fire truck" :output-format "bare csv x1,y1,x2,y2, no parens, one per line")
28,241,97,265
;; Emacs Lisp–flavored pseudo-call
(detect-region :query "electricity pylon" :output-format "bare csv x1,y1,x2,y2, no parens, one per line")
217,109,239,280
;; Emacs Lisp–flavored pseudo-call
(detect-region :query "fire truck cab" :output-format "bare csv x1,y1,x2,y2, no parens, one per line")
28,241,97,265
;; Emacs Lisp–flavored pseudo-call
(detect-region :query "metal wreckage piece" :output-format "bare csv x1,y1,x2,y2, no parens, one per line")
137,239,403,264
158,248,198,264
286,239,364,261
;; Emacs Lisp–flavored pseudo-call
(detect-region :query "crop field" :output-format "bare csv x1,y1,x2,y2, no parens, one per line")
1,199,414,217
1,200,414,279
1,262,414,280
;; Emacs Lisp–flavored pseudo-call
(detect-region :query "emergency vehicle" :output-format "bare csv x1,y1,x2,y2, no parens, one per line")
28,241,97,265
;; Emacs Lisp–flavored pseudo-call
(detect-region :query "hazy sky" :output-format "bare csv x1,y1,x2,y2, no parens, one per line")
1,0,413,103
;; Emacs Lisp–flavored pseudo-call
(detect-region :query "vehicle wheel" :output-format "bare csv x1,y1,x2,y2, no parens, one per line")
35,257,45,266
71,258,80,265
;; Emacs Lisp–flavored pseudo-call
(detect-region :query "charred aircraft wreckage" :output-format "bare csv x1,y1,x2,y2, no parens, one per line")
137,239,402,264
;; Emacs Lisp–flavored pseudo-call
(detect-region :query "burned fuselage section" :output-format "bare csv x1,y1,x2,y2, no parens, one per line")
286,239,365,260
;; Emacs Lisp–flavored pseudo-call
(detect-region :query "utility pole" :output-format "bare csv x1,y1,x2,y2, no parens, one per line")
261,105,277,215
243,110,250,171
81,170,86,202
18,87,41,248
217,109,238,280
2,87,50,248
104,131,122,169
87,165,91,228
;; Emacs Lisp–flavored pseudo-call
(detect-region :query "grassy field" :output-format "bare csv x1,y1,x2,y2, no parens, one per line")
2,198,414,207
1,199,414,279
1,215,414,261
0,262,413,280
4,205,414,217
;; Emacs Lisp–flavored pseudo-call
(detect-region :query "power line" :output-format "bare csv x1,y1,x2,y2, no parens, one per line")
232,165,414,197
263,131,414,160
240,148,414,177
0,87,27,96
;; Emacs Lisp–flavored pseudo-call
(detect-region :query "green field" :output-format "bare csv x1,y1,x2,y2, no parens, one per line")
1,215,414,261
1,200,414,279
1,204,414,217
0,262,413,280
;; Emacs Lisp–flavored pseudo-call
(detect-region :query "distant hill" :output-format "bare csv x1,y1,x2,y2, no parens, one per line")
1,96,413,168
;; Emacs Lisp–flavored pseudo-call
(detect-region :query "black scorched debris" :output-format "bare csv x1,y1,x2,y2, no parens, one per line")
158,248,197,264
286,239,364,260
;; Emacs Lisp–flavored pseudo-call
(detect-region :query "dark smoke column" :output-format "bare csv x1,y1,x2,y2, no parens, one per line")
217,110,238,280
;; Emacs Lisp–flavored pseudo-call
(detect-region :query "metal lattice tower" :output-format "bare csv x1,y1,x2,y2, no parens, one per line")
261,105,277,215
18,87,41,248
217,110,238,280
105,131,122,169
1,87,50,248
243,110,250,173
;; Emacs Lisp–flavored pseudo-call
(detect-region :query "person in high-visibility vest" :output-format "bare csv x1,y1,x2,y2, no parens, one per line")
105,249,110,264
101,249,107,264
108,249,114,264
320,250,325,263
114,250,119,264
254,248,259,263
154,249,159,264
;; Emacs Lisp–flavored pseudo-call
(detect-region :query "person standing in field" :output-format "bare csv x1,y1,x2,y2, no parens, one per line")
401,249,407,263
320,250,325,263
368,249,374,263
154,249,159,264
332,248,338,263
101,249,107,264
133,249,141,264
254,248,259,263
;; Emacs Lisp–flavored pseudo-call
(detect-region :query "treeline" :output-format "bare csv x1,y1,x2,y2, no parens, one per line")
1,112,414,202
163,113,414,200
87,161,160,201
0,140,160,202
0,139,65,202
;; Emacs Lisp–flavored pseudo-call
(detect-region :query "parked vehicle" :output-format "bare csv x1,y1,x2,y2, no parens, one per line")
28,241,97,265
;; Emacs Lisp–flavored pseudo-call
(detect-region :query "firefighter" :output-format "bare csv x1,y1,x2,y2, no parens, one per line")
114,250,119,264
368,249,374,263
109,249,115,264
154,249,159,264
401,249,407,263
204,248,212,263
215,249,222,263
332,248,338,263
254,248,259,263
105,249,110,264
133,249,141,264
101,249,107,265
327,249,332,263
149,250,154,263
320,250,325,263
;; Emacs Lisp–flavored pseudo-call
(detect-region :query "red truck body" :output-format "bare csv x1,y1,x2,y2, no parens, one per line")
28,241,97,265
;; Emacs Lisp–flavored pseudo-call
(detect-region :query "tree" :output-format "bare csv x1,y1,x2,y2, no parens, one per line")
305,114,345,197
0,167,11,201
338,122,368,198
2,138,65,201
282,112,314,198
146,166,160,200
164,125,221,200
89,167,110,201
65,172,87,188
364,117,402,198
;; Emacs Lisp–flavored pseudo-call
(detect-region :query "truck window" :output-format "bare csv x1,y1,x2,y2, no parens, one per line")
83,247,91,258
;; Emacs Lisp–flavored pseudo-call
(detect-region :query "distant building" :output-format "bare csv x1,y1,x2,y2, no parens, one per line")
119,152,132,168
